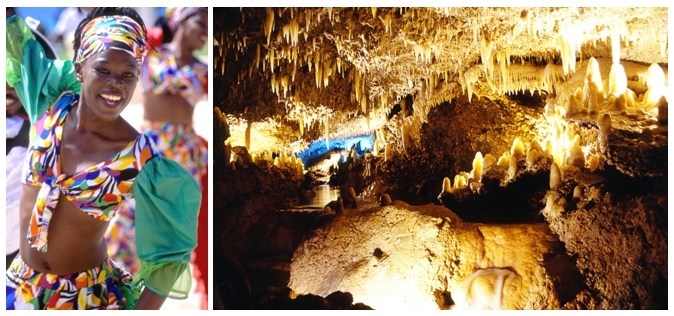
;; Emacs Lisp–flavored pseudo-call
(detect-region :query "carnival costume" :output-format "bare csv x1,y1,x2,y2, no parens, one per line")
5,14,200,310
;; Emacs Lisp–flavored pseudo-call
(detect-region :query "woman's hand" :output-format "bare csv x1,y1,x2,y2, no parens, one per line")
133,288,168,310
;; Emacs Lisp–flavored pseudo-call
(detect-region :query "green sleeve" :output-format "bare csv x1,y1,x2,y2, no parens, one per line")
130,157,201,299
6,15,81,125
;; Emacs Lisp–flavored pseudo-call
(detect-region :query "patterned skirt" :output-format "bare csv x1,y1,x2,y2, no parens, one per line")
139,120,208,187
6,255,136,310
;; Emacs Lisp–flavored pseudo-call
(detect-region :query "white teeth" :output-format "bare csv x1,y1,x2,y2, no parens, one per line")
101,94,121,102
7,99,16,107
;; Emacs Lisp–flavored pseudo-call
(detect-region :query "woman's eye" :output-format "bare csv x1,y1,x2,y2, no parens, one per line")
94,68,109,74
123,72,136,79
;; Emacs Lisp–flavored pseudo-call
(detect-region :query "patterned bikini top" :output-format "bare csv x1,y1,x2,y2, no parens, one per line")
140,45,208,107
22,92,159,252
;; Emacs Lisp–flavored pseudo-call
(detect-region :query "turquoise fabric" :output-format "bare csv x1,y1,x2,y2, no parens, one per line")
6,16,80,125
131,157,201,299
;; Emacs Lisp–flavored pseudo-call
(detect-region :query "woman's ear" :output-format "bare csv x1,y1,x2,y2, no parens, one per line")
74,62,83,82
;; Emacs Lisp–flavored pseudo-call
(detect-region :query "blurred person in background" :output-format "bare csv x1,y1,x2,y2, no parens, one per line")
104,7,209,310
50,7,91,60
5,10,59,275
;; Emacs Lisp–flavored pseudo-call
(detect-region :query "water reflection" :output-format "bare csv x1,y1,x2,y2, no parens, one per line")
303,185,341,208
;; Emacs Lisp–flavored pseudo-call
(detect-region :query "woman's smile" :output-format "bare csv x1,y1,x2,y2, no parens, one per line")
99,93,123,108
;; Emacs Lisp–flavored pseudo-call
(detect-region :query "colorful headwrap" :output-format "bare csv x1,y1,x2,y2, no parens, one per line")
165,7,207,32
75,15,147,68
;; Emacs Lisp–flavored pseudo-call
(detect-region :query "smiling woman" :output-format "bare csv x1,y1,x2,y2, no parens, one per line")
101,6,210,293
5,7,200,310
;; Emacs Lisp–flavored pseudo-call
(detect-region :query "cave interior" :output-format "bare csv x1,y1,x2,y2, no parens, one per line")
213,7,668,310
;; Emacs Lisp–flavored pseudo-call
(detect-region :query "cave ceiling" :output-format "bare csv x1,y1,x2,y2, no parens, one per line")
214,7,668,154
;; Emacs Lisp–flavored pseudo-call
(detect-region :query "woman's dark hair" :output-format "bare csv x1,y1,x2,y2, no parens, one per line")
155,10,203,44
72,7,147,63
155,16,173,44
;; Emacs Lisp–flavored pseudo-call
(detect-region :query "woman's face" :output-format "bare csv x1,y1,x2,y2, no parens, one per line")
181,11,208,51
75,49,139,121
6,83,23,116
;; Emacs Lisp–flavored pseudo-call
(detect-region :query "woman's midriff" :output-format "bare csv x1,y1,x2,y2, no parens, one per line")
19,185,111,275
142,91,195,125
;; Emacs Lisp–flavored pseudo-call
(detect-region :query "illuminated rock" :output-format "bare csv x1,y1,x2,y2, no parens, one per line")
510,138,525,160
550,162,561,189
607,63,627,98
289,202,571,310
584,58,604,114
507,155,518,180
587,154,600,172
496,152,510,167
657,96,667,125
472,152,484,182
455,174,467,189
482,154,497,172
438,177,453,200
526,149,539,170
380,193,393,206
567,144,585,169
572,185,583,203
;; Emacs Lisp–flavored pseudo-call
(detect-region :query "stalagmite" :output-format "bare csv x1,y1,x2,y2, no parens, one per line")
349,186,358,208
584,58,604,114
645,63,666,89
510,138,525,160
497,152,510,166
385,142,392,161
529,140,543,153
608,63,627,98
455,174,467,189
373,138,380,156
245,121,252,151
507,155,518,180
550,162,561,189
439,177,453,199
472,152,484,181
567,144,585,169
640,63,667,107
380,193,392,206
657,96,668,125
572,185,583,203
483,154,497,172
526,149,539,170
296,157,304,178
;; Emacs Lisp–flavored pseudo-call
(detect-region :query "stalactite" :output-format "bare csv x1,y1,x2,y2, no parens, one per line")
402,120,410,154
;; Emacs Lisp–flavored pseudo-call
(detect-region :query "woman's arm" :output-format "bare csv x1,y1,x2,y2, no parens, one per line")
130,154,201,307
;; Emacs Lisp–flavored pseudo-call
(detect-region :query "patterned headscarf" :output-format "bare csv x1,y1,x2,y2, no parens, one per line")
76,15,147,68
165,7,207,32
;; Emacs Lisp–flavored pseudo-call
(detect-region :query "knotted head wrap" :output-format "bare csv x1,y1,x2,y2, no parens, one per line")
165,7,207,32
75,15,147,68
